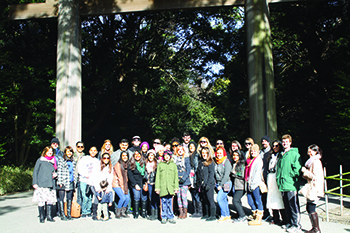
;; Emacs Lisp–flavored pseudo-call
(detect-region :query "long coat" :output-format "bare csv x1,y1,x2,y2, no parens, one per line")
155,160,179,197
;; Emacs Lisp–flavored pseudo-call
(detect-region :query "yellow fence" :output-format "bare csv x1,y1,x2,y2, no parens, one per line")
324,166,350,221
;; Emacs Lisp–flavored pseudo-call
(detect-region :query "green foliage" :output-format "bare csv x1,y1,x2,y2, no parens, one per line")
0,165,33,195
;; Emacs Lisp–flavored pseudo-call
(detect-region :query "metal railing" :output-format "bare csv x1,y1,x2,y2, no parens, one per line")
324,165,350,222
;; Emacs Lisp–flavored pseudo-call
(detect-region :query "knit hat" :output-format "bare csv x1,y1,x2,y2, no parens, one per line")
132,136,141,141
50,138,60,145
147,149,156,156
261,135,270,144
140,141,150,150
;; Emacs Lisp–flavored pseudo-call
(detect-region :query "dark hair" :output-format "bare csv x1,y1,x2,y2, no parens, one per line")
183,132,191,137
308,144,323,158
128,150,146,170
100,180,108,189
146,151,157,170
120,138,129,144
267,140,282,163
171,137,180,145
232,149,245,168
118,150,129,169
100,152,112,173
76,141,84,146
63,146,74,161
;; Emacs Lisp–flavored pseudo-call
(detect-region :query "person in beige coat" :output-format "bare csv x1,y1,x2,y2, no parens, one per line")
301,144,324,233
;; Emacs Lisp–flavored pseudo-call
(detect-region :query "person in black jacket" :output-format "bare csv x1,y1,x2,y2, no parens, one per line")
198,147,216,221
127,149,147,219
32,146,58,223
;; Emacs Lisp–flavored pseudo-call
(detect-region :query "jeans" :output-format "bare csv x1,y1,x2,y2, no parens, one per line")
161,195,174,220
133,188,148,202
216,181,232,217
113,187,130,209
233,190,245,217
247,186,263,211
80,182,92,215
190,188,201,208
148,184,159,209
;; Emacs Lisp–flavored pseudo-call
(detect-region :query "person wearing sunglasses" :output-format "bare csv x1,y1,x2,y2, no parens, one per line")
266,140,286,226
74,141,85,162
197,137,215,158
152,139,162,150
244,137,255,160
92,152,114,220
215,140,225,149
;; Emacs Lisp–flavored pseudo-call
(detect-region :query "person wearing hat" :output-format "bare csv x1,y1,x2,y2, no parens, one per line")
155,150,179,224
260,135,272,221
51,138,64,160
129,136,141,152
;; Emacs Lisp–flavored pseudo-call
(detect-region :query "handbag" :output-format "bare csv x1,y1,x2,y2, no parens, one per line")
64,192,81,218
259,181,268,193
259,172,268,193
223,183,230,192
143,183,148,192
299,179,318,201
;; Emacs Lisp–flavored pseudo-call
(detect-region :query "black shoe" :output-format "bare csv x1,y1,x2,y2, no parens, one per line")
133,201,140,219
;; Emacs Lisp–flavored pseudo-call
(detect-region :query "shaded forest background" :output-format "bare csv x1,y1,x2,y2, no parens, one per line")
1,0,349,175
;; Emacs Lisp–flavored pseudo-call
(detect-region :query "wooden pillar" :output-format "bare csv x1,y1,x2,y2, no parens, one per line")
245,0,277,142
56,0,81,148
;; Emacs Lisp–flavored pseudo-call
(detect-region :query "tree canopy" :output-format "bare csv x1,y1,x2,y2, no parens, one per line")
1,0,349,173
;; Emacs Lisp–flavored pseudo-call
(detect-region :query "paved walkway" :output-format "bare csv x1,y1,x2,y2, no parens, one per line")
0,191,349,233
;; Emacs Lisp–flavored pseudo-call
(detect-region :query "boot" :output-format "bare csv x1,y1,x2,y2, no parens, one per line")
38,206,45,223
66,200,72,220
141,201,147,218
183,208,187,219
248,210,257,221
46,204,55,222
306,212,321,233
248,210,263,226
178,207,184,219
92,203,98,221
151,209,158,221
192,202,202,218
201,204,209,220
59,201,67,221
115,208,122,219
121,207,129,218
133,201,140,219
206,207,216,221
56,201,61,217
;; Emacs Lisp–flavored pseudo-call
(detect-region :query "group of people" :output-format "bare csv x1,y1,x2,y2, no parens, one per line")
32,133,324,233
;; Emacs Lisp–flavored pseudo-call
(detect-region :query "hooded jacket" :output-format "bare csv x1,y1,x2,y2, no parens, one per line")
276,147,302,192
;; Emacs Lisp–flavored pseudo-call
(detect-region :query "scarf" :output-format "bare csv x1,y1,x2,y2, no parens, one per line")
136,161,145,176
146,161,156,174
45,156,57,170
216,156,227,165
305,154,321,168
173,155,185,171
244,156,257,181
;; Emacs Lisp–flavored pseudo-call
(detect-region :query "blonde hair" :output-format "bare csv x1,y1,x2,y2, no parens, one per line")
197,137,215,158
101,139,114,154
248,144,260,159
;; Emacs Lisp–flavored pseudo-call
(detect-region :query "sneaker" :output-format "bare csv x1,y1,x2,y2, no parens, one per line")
161,219,167,224
168,219,176,224
218,216,231,222
286,226,302,233
233,216,248,223
282,223,291,229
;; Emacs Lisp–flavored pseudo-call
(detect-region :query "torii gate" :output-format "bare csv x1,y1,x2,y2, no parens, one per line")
9,0,295,147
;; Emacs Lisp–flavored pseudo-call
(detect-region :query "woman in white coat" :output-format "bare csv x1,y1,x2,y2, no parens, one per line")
301,144,324,233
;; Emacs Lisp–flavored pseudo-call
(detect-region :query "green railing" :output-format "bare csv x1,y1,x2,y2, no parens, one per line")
324,165,350,221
